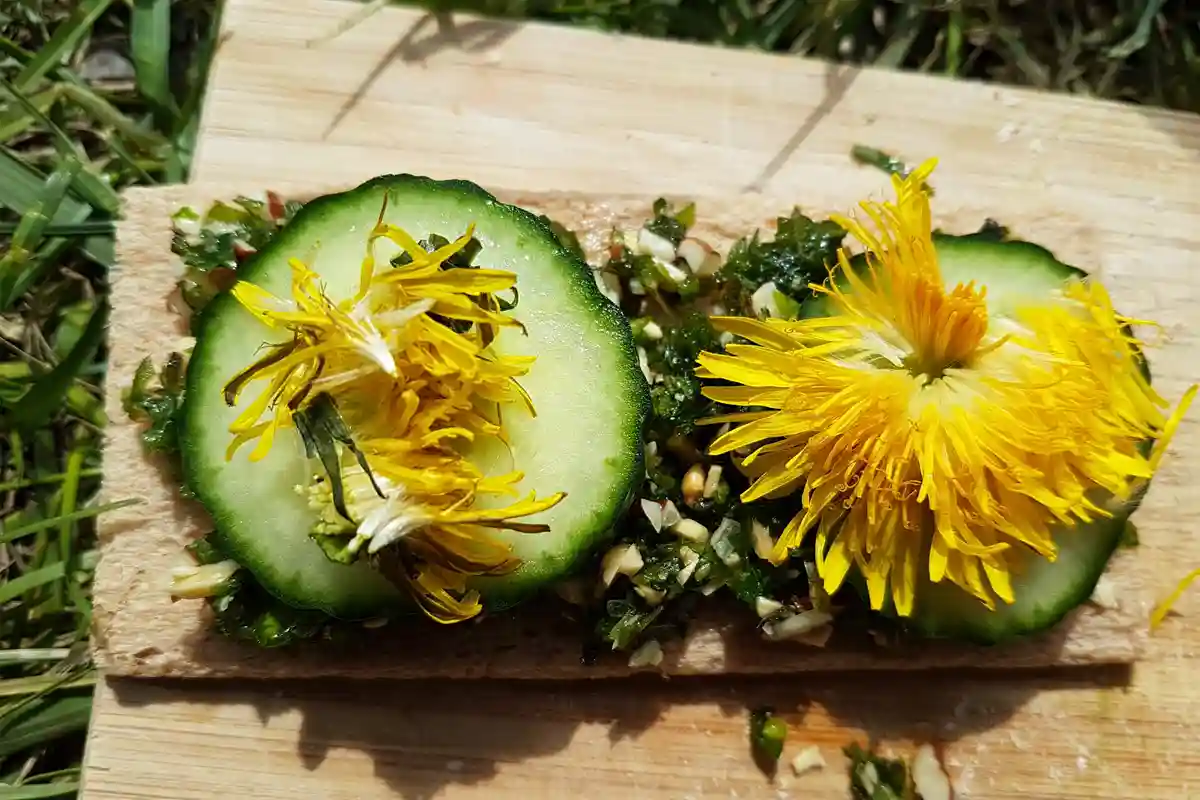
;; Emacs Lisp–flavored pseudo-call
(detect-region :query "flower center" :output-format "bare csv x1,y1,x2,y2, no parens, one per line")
896,277,990,381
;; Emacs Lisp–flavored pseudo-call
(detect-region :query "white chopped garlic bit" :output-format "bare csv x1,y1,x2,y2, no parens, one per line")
858,762,880,796
660,499,682,528
1090,575,1119,610
640,498,665,532
677,546,700,586
702,464,723,499
754,596,784,619
169,559,240,599
593,269,623,305
635,583,667,606
661,260,693,288
699,577,726,596
762,609,834,642
682,463,706,505
677,237,721,276
751,281,782,317
601,543,644,587
641,320,664,340
627,639,664,669
636,227,678,263
628,277,646,295
670,517,710,545
710,518,742,567
790,746,827,776
911,744,952,800
637,346,652,384
749,519,774,561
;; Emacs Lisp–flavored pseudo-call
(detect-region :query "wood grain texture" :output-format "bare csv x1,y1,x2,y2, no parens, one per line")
93,182,1147,680
81,0,1200,797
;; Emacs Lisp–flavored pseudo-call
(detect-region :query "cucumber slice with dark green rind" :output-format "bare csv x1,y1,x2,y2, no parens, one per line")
798,234,1153,643
183,175,649,619
800,233,1086,319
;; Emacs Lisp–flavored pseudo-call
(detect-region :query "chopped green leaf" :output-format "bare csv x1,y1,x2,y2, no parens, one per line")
122,352,187,455
749,707,787,768
718,210,845,310
845,742,915,800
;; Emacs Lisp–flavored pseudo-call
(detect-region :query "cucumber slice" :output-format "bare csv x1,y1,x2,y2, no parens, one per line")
908,498,1136,644
800,234,1148,643
800,233,1083,320
182,176,649,619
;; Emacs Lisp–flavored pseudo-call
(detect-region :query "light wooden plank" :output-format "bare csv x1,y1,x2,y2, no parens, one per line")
82,0,1200,797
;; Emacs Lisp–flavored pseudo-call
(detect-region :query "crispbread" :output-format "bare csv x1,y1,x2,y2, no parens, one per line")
93,181,1151,679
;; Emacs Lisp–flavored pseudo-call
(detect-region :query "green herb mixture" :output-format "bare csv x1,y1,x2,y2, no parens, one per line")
132,188,858,656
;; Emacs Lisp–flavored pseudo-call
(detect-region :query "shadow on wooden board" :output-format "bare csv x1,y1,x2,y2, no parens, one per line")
322,11,522,140
108,665,1130,799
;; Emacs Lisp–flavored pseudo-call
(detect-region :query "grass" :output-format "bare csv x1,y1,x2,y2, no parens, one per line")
0,0,1195,797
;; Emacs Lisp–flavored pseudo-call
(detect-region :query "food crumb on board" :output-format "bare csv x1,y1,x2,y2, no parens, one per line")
912,744,953,800
790,746,826,777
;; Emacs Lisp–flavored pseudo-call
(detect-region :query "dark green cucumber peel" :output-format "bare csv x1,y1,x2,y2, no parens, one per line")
182,175,650,620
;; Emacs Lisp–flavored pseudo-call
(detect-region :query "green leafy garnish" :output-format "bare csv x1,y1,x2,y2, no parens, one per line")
644,197,694,247
718,209,845,310
171,195,302,322
292,392,383,526
845,742,916,800
644,310,720,437
122,352,187,455
749,707,787,769
185,535,330,649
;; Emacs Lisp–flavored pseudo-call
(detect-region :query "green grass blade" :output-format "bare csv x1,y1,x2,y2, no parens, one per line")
131,0,178,123
0,500,140,545
0,650,73,666
59,82,170,152
0,783,82,800
0,468,103,492
0,221,113,238
7,301,108,430
168,2,226,182
0,151,90,223
13,0,119,92
55,449,87,610
1108,0,1168,59
875,6,925,70
0,79,121,215
0,160,81,283
945,9,962,77
0,563,65,606
0,694,92,760
0,85,63,142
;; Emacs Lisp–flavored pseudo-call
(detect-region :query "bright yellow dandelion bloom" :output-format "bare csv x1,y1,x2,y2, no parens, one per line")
697,158,1196,617
221,200,565,623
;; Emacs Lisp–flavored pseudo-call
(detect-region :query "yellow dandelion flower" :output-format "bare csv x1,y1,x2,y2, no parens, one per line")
698,159,1196,617
224,202,565,623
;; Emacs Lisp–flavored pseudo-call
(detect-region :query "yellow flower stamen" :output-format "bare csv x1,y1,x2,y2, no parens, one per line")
699,158,1196,617
226,204,566,623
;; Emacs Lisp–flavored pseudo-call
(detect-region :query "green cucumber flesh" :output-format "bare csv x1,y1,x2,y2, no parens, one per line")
908,499,1135,644
183,175,649,619
801,234,1144,642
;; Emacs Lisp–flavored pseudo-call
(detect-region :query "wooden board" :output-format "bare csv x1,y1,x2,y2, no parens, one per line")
81,0,1200,797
